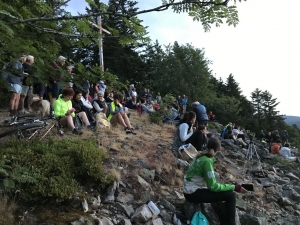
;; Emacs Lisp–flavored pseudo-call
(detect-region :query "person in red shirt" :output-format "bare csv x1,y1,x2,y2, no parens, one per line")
208,111,215,122
270,140,281,154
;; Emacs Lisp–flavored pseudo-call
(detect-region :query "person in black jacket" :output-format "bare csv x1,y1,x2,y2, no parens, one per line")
72,89,94,128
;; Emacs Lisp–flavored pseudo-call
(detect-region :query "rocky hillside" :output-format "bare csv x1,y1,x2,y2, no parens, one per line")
1,111,300,225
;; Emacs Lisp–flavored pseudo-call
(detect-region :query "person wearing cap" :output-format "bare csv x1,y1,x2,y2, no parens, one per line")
192,101,209,127
3,54,29,116
99,80,106,93
49,56,66,115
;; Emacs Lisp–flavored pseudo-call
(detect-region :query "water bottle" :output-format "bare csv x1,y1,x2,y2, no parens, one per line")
147,201,160,216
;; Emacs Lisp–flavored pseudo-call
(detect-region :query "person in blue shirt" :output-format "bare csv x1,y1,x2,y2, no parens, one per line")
192,101,208,127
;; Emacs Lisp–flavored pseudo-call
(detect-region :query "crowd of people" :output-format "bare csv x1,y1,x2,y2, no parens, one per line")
2,54,297,225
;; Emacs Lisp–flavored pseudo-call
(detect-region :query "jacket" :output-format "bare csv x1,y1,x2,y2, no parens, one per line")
193,104,208,121
183,156,234,194
4,59,25,85
54,94,75,118
107,101,123,121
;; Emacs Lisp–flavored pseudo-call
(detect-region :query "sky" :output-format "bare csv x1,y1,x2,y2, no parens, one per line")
66,0,300,117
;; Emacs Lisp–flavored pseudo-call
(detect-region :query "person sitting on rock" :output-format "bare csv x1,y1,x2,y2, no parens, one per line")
270,139,281,154
54,88,90,135
72,89,95,125
173,112,207,151
92,91,108,115
126,96,137,110
183,137,247,225
141,98,155,116
265,131,272,144
107,94,136,134
280,143,296,161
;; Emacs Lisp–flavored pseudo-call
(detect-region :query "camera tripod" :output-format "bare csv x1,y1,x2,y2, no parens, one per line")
242,141,264,176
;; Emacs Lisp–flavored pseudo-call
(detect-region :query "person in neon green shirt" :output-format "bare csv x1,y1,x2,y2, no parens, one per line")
54,88,90,135
107,94,136,134
183,137,247,224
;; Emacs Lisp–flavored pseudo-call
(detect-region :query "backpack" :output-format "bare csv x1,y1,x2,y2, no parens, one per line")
191,211,209,225
220,127,227,138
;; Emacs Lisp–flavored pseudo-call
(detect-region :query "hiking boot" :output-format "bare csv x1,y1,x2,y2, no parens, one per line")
72,128,83,135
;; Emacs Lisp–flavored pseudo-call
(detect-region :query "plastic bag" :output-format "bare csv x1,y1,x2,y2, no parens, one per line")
191,211,209,225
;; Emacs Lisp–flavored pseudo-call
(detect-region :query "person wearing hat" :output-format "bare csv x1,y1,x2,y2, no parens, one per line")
3,54,29,116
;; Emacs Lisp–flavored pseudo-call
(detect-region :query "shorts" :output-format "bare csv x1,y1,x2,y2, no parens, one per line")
21,85,33,97
51,82,59,98
9,83,22,94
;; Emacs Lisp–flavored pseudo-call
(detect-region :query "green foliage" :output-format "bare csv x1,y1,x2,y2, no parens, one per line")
0,138,113,202
268,156,298,169
149,110,164,125
207,122,222,132
149,93,175,125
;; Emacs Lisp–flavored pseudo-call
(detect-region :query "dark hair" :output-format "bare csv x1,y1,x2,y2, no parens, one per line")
234,125,239,129
113,93,121,100
196,137,220,158
74,89,82,97
181,112,189,122
62,88,75,97
188,111,196,121
141,98,146,104
284,143,290,147
198,125,206,131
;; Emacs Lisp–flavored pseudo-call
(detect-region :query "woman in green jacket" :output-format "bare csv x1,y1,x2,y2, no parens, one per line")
183,137,247,225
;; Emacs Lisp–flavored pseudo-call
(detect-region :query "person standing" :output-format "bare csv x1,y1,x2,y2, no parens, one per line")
49,56,66,116
156,92,162,104
192,101,209,127
182,95,188,114
20,55,34,113
4,54,28,116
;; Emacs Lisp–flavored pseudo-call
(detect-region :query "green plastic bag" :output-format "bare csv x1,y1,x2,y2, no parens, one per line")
191,211,209,225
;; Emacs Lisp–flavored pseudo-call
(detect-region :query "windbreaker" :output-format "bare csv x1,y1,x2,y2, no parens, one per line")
183,155,234,194
54,94,75,118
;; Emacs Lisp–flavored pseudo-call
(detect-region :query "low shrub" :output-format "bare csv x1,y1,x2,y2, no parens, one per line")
149,110,163,125
0,138,113,202
268,156,297,169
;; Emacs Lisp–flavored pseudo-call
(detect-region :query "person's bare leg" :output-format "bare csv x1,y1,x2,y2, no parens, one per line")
14,94,20,110
19,95,26,111
116,113,127,128
122,113,132,129
59,116,75,130
78,112,90,126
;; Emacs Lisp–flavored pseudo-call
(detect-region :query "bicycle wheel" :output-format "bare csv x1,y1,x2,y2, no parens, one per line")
0,123,45,139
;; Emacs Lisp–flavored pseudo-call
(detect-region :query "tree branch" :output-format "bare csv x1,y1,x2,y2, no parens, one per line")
0,0,229,24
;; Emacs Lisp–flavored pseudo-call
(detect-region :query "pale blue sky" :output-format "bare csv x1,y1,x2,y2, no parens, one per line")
66,0,300,116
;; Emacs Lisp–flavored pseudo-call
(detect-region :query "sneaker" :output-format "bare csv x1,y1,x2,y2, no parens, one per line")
130,128,137,135
72,128,83,135
125,127,131,134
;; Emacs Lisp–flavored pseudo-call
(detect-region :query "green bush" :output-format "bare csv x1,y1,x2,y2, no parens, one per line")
149,110,163,125
0,138,113,202
268,156,297,169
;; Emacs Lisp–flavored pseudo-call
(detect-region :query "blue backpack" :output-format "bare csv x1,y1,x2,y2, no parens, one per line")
191,211,209,225
220,127,227,138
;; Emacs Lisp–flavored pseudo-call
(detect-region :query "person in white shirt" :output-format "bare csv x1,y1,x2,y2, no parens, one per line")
280,143,296,161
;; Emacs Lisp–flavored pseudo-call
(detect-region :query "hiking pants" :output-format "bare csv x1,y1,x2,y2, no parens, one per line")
184,189,236,225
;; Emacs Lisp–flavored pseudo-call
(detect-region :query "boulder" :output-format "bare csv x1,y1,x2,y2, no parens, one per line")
131,204,153,223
